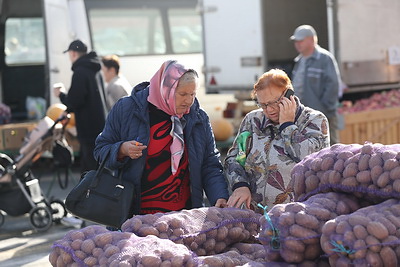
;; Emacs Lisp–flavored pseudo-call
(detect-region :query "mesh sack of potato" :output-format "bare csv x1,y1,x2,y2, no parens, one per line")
49,225,199,267
198,249,265,267
258,192,360,264
121,206,261,256
321,198,400,267
292,142,400,203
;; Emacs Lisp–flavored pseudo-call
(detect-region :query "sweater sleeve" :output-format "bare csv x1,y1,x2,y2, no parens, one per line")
280,110,330,162
224,113,253,191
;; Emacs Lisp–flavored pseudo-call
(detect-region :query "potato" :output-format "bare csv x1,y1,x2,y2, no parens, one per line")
304,244,322,260
285,202,306,213
343,162,359,178
295,212,319,230
278,212,295,226
48,250,59,266
140,255,162,267
306,206,332,221
353,224,368,240
384,158,399,171
336,220,351,235
377,172,390,188
203,238,216,252
228,226,243,240
305,174,320,192
358,154,371,171
83,256,97,266
289,224,318,243
380,246,398,267
337,151,354,160
371,165,384,183
74,250,87,260
70,239,83,250
387,214,400,227
70,230,85,241
353,239,367,259
377,217,396,235
321,156,334,171
366,250,383,266
356,170,371,184
390,166,400,180
138,226,160,237
361,143,374,154
343,230,356,244
344,154,360,167
325,170,338,185
333,159,345,173
336,200,351,215
293,175,306,196
341,176,358,188
321,220,337,236
104,245,120,257
94,232,113,248
280,248,304,263
367,221,389,240
365,235,382,253
310,158,322,172
348,214,371,227
369,154,383,169
81,239,95,254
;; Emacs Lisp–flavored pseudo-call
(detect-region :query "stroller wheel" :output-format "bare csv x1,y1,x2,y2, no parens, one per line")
50,199,67,224
29,206,52,232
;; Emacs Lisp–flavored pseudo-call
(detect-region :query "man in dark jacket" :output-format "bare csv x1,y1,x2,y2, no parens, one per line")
54,39,105,173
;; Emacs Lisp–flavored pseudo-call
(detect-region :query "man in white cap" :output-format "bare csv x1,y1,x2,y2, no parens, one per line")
290,25,341,145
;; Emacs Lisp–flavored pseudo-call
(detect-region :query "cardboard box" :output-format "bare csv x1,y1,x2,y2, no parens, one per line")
339,107,400,144
0,122,37,151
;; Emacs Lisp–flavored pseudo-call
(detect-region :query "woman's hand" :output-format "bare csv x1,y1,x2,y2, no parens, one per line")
214,198,227,208
118,140,147,160
227,187,251,209
278,95,296,124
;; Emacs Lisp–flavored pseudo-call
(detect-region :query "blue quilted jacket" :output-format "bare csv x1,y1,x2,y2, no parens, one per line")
94,82,229,214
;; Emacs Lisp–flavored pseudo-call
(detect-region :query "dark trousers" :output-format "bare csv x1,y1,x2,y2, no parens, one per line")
78,139,98,173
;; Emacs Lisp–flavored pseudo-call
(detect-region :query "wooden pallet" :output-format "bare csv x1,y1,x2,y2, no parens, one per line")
339,107,400,144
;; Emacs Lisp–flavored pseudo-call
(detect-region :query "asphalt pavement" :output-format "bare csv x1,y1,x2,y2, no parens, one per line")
0,159,92,267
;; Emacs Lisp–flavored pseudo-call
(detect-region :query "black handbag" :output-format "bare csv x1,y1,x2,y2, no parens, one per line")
65,152,135,228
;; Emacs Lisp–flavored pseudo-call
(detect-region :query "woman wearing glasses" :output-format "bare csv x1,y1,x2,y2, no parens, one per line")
225,68,329,211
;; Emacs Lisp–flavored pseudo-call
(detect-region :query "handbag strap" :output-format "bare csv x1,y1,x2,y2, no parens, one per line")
89,150,123,188
94,150,111,177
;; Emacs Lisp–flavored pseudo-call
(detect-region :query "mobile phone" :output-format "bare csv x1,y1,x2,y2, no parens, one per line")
284,89,294,99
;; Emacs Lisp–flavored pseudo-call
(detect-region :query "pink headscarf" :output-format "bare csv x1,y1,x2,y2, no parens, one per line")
148,60,190,174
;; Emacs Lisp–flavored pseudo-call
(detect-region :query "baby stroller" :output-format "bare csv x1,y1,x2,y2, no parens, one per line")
0,115,71,231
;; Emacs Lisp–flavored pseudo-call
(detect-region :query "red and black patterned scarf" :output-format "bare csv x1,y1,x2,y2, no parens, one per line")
140,104,191,214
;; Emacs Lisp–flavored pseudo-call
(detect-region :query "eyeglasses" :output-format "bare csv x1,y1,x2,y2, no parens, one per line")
256,90,285,109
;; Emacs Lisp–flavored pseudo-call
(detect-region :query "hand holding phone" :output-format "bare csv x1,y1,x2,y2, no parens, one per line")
279,89,296,124
284,89,294,99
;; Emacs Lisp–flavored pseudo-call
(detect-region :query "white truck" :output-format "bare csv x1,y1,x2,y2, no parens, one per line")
200,0,400,97
1,0,399,127
0,0,218,123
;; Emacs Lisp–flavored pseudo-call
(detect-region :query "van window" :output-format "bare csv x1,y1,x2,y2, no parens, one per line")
4,18,45,65
169,8,202,53
89,9,165,56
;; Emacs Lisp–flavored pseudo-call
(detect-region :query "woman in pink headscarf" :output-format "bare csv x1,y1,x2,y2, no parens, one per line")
94,60,228,218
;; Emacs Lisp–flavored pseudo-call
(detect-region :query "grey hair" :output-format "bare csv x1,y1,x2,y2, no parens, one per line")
178,70,199,86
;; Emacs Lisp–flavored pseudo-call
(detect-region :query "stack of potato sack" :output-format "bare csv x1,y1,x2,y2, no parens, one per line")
260,142,400,266
50,207,271,266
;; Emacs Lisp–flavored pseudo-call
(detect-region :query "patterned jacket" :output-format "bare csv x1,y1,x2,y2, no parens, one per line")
224,100,329,210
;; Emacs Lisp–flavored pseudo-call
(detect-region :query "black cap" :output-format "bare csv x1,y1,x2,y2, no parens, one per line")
63,40,88,53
